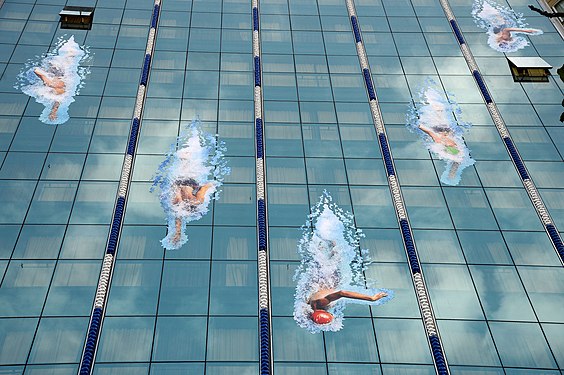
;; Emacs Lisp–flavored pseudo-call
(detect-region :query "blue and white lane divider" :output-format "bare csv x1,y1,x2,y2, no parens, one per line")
346,1,449,374
438,0,564,266
252,1,273,374
77,2,161,374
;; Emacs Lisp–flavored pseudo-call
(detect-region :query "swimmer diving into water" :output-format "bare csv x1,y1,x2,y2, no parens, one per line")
16,36,90,125
472,0,542,53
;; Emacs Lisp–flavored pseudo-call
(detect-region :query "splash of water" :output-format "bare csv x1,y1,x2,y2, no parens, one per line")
15,36,91,125
293,192,393,334
151,119,230,250
472,0,542,53
406,79,475,185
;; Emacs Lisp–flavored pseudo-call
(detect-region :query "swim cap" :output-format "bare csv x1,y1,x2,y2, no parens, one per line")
311,310,333,325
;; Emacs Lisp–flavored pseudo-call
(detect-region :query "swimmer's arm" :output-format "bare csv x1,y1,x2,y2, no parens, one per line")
503,27,537,33
418,125,441,143
418,124,432,133
34,68,53,87
325,290,388,303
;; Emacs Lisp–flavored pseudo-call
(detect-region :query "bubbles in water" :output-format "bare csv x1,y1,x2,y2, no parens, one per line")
472,0,542,53
15,35,91,125
293,192,393,334
406,79,475,186
151,119,230,250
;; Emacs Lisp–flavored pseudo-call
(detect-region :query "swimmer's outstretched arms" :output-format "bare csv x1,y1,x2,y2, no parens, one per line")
497,28,539,43
308,289,388,325
34,68,66,95
310,290,388,310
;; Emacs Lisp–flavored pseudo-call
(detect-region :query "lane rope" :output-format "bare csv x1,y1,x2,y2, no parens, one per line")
252,1,274,373
438,0,564,265
77,1,162,374
346,1,450,373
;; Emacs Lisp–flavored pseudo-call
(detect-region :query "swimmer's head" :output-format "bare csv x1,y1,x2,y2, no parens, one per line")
311,310,333,325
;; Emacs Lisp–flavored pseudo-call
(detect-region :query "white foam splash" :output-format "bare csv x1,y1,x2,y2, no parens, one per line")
151,119,230,250
293,192,393,334
472,0,542,53
406,79,475,186
15,36,91,125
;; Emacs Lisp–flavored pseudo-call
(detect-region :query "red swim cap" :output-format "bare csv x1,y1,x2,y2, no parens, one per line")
311,310,333,324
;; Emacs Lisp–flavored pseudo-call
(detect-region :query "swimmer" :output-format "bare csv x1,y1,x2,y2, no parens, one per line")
309,290,388,324
33,68,65,121
171,179,214,244
17,36,88,125
293,193,394,332
151,120,230,250
406,80,475,186
473,0,542,52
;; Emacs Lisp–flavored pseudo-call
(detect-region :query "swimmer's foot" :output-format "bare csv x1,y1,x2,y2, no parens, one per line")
48,102,60,122
448,163,460,179
172,231,181,244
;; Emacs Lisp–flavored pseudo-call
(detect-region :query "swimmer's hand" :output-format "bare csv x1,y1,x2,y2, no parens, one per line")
371,292,388,301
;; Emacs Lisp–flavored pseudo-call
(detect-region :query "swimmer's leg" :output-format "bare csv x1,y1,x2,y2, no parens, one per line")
448,162,460,180
161,216,187,250
49,102,60,121
172,217,182,243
